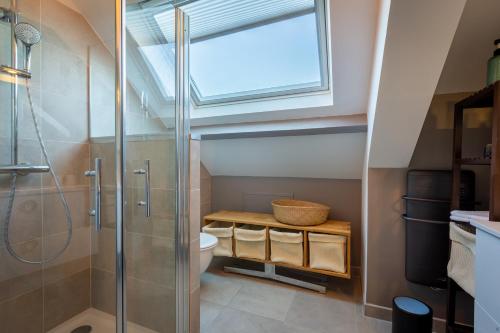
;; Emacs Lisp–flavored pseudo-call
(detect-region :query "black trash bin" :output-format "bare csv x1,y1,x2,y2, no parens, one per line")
392,297,433,333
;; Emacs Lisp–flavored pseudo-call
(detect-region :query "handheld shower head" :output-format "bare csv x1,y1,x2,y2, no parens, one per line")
15,22,41,72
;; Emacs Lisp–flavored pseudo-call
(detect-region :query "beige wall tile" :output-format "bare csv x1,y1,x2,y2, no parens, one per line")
0,237,42,280
0,289,43,333
42,142,90,187
0,140,43,189
126,140,175,190
41,0,100,57
100,185,117,228
0,268,42,304
190,189,201,239
91,226,116,273
91,268,116,316
200,162,212,222
201,202,211,223
190,238,200,291
200,163,211,181
43,187,90,236
127,187,176,232
190,140,200,190
0,190,42,244
90,141,116,187
190,287,200,333
44,226,91,270
43,256,90,286
126,277,176,333
43,269,91,331
40,89,88,143
125,232,175,289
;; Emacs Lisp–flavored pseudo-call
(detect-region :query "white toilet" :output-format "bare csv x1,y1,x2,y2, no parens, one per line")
200,232,218,273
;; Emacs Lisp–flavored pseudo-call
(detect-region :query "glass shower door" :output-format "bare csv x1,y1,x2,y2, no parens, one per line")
122,3,190,333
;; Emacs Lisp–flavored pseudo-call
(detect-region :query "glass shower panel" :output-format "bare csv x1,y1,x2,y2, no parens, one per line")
88,1,118,332
0,0,189,331
0,1,43,332
124,3,179,332
1,0,108,331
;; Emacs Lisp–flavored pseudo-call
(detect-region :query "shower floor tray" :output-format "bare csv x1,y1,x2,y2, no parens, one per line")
48,308,156,333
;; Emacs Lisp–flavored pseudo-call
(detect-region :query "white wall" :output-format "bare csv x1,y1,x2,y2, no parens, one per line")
201,133,366,179
436,0,500,94
367,0,466,168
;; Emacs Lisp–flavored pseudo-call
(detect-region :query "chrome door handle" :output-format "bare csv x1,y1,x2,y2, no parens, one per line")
134,159,151,217
85,158,102,231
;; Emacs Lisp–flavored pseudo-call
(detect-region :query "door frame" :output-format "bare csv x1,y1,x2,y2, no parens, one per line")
114,2,191,332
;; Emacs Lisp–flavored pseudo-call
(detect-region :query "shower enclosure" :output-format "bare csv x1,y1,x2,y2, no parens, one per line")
0,0,191,332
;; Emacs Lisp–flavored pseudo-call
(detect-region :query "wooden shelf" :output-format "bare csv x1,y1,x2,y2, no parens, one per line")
203,210,352,279
460,157,491,166
456,84,495,109
448,81,500,330
204,211,351,236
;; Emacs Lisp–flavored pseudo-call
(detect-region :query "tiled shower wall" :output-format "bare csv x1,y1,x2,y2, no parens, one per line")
190,139,201,333
0,0,102,331
90,137,178,333
200,162,212,223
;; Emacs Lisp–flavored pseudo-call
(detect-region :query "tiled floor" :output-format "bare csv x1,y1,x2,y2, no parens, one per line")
48,308,156,333
200,269,392,333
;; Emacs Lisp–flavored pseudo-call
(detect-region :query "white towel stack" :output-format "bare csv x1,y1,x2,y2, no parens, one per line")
450,210,489,223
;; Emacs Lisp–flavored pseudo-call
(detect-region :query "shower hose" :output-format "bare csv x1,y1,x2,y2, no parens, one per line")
2,79,73,264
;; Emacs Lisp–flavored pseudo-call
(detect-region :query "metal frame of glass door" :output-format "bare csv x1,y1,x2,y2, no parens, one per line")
114,1,191,332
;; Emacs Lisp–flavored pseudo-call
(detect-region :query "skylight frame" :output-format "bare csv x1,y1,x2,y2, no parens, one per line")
190,0,330,107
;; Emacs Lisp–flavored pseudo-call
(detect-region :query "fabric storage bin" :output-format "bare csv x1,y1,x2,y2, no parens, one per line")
202,221,234,257
447,222,476,297
270,229,303,266
308,233,346,273
234,225,267,260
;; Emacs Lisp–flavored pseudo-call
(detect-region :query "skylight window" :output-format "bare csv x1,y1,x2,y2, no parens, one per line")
188,1,329,105
190,13,324,103
131,0,329,106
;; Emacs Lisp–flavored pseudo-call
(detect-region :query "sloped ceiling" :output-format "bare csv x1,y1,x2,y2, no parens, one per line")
59,0,377,119
201,133,367,179
436,0,500,94
367,0,467,168
197,0,378,179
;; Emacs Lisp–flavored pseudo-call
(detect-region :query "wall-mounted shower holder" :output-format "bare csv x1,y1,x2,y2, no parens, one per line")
85,158,102,231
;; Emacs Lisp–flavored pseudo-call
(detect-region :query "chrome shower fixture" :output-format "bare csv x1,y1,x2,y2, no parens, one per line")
15,22,41,72
0,7,13,22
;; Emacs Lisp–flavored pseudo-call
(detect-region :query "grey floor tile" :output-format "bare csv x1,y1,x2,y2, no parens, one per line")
358,317,392,333
203,307,318,333
228,279,296,321
200,272,242,306
200,300,224,332
284,291,360,333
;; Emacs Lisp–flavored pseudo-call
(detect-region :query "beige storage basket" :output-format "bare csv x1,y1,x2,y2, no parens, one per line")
270,229,303,266
308,233,346,273
202,221,234,257
272,199,330,226
234,225,267,260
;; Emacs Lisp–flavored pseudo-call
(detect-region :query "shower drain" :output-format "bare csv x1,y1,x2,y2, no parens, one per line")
71,325,92,333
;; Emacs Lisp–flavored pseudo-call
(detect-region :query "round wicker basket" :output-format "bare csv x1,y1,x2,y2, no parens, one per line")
271,199,330,226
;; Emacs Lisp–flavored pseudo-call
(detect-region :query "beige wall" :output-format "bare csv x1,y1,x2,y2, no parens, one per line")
210,176,362,269
200,162,212,223
365,93,491,330
190,139,201,333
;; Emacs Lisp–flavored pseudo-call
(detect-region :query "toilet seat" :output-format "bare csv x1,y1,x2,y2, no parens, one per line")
200,232,218,250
